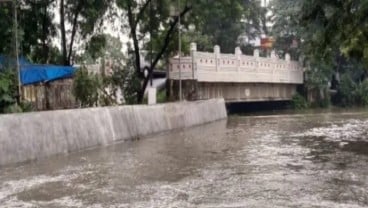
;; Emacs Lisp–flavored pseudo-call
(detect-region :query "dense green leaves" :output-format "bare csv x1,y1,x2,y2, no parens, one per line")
72,67,100,107
272,0,368,107
0,2,15,56
0,69,19,113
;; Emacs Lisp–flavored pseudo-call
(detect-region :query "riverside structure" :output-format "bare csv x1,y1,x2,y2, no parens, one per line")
168,43,304,102
0,99,227,166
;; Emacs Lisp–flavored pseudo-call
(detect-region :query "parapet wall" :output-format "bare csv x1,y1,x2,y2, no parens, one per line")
0,99,227,166
169,43,303,84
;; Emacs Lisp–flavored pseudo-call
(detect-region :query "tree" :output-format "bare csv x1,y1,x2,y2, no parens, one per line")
59,0,112,65
72,67,100,107
117,0,192,103
117,0,263,103
20,0,58,63
271,0,368,106
0,2,15,56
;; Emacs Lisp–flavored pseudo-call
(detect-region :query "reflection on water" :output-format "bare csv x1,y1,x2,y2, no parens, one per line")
0,111,368,207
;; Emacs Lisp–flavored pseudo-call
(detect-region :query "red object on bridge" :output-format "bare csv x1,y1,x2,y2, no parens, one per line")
261,37,275,49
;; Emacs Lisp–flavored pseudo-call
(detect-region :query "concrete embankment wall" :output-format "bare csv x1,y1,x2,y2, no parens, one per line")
0,99,227,166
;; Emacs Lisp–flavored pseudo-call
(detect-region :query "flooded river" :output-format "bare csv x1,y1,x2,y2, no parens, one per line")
1,110,368,207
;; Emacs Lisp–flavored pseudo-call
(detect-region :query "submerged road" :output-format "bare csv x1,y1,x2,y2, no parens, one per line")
0,110,368,207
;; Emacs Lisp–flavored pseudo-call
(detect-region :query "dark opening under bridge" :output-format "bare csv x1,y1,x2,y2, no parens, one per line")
168,43,304,103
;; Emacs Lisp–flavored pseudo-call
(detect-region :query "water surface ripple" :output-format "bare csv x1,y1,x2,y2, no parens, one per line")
0,111,368,207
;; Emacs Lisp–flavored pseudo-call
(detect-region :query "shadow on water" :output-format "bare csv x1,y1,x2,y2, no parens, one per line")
226,101,291,115
342,141,368,156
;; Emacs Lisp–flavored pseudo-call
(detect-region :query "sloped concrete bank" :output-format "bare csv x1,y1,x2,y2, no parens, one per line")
0,99,227,166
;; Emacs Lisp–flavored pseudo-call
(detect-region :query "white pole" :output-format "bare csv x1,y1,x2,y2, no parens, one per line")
178,0,182,101
14,0,21,102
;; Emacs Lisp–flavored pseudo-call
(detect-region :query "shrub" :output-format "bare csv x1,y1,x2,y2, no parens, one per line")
72,67,100,107
157,90,167,103
0,69,18,113
354,80,368,106
292,93,309,110
337,74,356,107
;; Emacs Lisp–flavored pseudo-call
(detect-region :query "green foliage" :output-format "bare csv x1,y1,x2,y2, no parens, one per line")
73,56,142,107
123,73,141,105
354,80,368,106
0,3,15,56
86,34,107,60
72,67,100,107
337,75,368,107
20,0,57,63
0,69,18,113
81,34,125,64
337,74,356,107
116,58,141,105
157,90,167,103
117,0,264,103
272,0,368,108
291,93,309,110
273,0,368,65
19,101,34,112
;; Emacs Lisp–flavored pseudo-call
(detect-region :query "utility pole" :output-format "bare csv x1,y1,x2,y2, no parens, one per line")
150,0,153,87
14,0,21,102
178,0,182,101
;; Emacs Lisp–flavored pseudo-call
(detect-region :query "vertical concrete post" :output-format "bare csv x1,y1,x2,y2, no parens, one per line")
235,47,242,72
148,87,157,105
270,50,276,82
285,53,291,62
253,49,260,58
254,49,260,70
285,53,291,82
271,50,277,60
214,45,220,72
190,42,197,79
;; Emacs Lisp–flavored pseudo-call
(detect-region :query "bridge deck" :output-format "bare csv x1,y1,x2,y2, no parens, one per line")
168,44,304,102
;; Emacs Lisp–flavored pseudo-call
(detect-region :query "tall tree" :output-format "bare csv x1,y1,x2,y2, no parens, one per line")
0,2,16,56
20,0,57,63
117,0,263,103
58,0,111,65
117,0,192,103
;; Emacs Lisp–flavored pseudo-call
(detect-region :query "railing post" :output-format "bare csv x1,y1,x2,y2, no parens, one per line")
235,47,241,72
285,53,291,62
214,45,220,72
190,42,197,79
254,49,259,70
271,50,277,60
285,53,291,82
254,49,260,58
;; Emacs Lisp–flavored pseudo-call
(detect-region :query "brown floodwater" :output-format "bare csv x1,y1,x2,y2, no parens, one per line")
0,110,368,207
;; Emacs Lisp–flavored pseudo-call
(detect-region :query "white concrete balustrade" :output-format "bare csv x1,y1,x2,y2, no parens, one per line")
169,43,304,84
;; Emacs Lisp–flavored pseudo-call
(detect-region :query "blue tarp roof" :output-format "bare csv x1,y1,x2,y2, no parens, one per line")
21,65,76,85
0,55,76,85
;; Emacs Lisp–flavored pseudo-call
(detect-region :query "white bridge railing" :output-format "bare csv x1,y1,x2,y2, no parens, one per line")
169,43,304,84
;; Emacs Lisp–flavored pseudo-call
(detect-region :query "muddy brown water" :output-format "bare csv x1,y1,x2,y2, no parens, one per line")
0,110,368,207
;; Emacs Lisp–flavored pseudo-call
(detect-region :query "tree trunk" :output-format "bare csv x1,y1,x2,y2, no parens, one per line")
137,6,192,103
41,1,49,63
59,0,68,65
67,0,83,65
126,1,142,76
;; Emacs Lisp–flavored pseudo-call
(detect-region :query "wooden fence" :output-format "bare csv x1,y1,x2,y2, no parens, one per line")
22,78,79,111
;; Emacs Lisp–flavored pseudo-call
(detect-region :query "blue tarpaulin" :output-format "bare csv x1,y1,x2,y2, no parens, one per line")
0,55,76,85
20,65,76,85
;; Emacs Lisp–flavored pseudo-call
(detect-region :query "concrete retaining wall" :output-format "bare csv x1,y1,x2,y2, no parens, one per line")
0,99,227,166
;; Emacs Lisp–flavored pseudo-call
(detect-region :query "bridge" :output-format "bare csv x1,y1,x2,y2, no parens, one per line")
168,43,304,103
